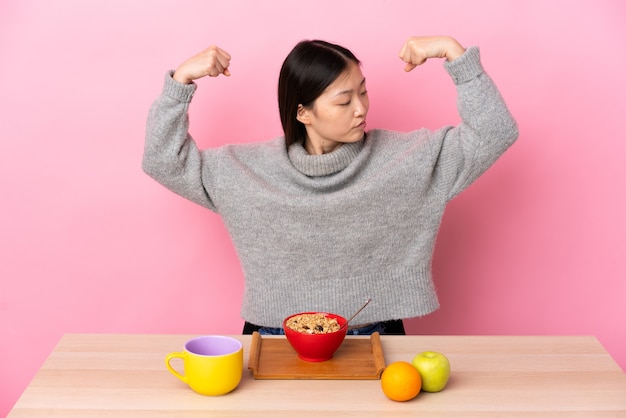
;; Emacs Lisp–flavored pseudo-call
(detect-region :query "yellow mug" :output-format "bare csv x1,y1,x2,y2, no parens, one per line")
165,335,243,396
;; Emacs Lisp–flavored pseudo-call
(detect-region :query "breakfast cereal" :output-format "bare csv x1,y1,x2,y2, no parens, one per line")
285,313,341,334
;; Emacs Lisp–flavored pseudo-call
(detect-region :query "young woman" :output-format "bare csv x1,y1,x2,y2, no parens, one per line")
143,36,518,335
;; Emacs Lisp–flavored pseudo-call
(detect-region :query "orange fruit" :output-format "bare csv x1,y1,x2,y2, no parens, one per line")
381,361,422,401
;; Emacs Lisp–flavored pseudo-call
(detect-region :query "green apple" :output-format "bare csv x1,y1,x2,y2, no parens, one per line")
411,351,450,392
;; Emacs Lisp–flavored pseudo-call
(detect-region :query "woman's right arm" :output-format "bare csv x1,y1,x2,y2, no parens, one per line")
142,46,231,210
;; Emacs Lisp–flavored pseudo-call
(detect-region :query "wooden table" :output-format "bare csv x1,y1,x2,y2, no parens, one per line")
8,334,626,417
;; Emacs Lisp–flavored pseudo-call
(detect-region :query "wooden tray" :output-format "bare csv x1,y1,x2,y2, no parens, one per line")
247,331,385,380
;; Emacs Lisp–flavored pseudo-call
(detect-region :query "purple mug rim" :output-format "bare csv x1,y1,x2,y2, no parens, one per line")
184,335,243,357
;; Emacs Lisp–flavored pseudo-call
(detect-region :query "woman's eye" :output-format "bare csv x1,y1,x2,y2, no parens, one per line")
360,90,368,96
340,101,351,106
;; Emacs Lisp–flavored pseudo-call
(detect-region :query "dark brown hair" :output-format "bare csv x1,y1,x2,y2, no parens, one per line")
278,40,361,148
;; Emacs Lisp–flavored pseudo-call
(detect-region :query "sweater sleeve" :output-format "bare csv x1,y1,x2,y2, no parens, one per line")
142,71,218,212
433,46,519,202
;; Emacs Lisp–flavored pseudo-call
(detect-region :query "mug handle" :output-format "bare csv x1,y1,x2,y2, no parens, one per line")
165,352,187,384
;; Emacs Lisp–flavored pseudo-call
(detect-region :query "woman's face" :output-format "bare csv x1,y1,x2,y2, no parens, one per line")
297,62,369,154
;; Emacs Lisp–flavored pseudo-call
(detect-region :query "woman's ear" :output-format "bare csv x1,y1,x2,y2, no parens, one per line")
296,104,310,124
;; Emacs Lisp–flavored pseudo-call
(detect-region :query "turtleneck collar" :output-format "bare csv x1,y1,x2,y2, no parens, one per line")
287,138,365,177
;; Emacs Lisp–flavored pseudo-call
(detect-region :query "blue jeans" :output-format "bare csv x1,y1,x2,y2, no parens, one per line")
258,321,386,336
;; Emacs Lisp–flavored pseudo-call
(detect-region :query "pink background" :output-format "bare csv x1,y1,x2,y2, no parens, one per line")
1,0,625,413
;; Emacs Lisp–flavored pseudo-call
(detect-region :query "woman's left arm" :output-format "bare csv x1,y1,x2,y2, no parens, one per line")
400,36,519,201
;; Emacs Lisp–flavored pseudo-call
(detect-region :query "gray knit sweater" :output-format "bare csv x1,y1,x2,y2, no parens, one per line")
143,46,518,327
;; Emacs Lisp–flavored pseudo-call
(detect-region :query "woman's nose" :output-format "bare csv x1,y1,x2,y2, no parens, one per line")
354,98,367,117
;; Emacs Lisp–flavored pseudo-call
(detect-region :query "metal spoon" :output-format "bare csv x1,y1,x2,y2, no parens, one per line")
339,298,372,331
